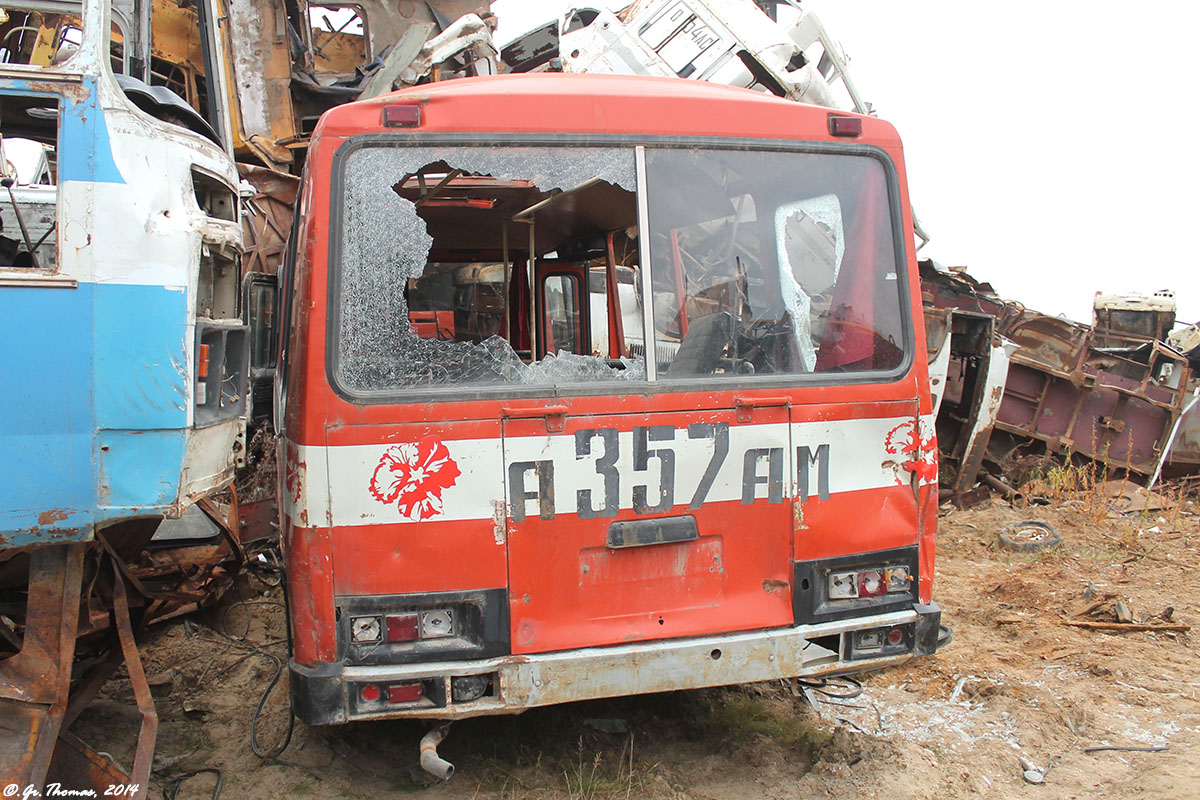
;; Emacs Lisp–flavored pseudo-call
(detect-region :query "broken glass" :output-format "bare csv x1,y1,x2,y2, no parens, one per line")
776,193,843,370
522,350,645,384
336,144,642,393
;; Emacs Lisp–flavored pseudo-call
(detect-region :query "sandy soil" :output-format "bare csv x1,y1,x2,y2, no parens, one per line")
77,491,1199,799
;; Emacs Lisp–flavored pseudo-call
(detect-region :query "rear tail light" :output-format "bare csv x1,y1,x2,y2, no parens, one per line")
386,613,419,642
380,609,453,642
850,625,911,658
357,681,425,706
827,565,913,600
829,571,859,599
886,566,911,593
196,343,211,404
420,610,454,639
350,615,383,643
451,674,492,703
858,570,885,597
197,343,210,378
855,629,884,650
386,682,423,704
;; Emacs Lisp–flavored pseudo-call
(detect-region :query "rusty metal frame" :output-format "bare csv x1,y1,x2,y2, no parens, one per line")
0,543,84,786
2,493,249,791
995,313,1191,474
109,559,156,798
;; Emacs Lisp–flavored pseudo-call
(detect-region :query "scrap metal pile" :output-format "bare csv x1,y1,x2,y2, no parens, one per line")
220,0,868,171
922,262,1200,507
0,495,277,788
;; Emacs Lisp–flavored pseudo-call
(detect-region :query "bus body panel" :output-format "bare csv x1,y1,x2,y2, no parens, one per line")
0,64,244,547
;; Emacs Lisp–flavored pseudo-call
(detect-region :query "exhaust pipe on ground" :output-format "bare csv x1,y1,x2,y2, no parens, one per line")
419,723,454,780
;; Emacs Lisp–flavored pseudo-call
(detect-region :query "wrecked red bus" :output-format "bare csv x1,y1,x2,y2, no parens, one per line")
280,73,943,747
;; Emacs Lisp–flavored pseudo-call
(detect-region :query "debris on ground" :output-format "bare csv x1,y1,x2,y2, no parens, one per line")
67,495,1197,800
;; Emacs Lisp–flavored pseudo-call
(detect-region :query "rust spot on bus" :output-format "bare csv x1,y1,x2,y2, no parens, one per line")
37,509,70,525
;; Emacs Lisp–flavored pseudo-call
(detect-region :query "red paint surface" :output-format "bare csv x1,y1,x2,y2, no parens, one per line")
504,406,793,654
285,519,338,664
330,518,508,596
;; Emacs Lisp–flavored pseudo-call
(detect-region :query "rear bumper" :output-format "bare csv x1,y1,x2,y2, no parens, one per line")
292,602,943,724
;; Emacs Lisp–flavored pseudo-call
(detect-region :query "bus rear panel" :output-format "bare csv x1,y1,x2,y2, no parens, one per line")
281,74,941,724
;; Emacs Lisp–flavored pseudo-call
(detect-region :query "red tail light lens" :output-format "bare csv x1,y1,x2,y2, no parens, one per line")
387,682,423,704
887,628,904,646
858,570,885,597
382,104,421,127
386,613,419,642
828,115,863,137
360,684,381,703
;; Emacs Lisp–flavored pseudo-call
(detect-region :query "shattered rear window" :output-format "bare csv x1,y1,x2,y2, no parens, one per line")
335,145,646,393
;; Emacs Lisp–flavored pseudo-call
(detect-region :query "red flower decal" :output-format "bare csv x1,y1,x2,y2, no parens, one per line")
369,438,462,521
884,420,938,485
283,443,303,504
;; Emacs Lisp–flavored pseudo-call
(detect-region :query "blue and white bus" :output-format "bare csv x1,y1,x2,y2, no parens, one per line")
0,0,247,788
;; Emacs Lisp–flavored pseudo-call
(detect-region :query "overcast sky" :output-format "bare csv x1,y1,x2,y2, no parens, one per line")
492,0,1200,328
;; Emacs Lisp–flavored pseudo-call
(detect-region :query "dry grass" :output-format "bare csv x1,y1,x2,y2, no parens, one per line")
1019,455,1119,524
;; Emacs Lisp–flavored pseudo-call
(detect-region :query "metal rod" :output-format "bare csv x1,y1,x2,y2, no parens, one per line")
670,229,688,337
501,221,510,342
604,231,625,358
112,558,158,800
311,10,358,60
512,177,601,220
981,472,1021,500
634,146,656,381
2,177,42,269
528,219,537,359
415,168,463,206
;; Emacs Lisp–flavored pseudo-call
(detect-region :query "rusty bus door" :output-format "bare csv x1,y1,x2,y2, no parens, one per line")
501,399,795,656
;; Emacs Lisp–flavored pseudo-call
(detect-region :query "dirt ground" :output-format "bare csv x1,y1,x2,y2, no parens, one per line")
77,488,1199,799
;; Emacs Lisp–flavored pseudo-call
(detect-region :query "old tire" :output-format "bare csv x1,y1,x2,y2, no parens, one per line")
997,520,1060,552
937,624,954,650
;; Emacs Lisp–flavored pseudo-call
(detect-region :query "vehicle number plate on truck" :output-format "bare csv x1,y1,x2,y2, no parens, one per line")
639,1,726,76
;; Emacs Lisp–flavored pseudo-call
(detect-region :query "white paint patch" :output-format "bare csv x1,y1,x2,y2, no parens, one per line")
285,414,934,528
492,499,507,545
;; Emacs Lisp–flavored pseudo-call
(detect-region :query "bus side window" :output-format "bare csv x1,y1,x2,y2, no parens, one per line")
0,93,60,271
